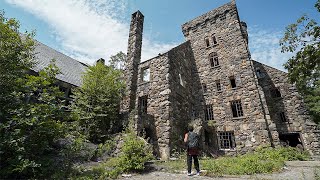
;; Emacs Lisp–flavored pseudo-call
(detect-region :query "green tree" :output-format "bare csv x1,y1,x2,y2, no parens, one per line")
0,62,75,178
280,0,320,123
72,61,125,143
0,10,35,119
109,51,126,70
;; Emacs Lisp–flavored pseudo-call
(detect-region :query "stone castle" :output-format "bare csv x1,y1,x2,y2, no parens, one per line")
120,1,320,160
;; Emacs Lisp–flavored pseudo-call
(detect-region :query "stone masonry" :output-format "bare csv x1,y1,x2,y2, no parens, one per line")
121,1,319,160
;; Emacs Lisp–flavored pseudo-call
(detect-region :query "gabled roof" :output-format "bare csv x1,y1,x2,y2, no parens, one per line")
32,41,88,87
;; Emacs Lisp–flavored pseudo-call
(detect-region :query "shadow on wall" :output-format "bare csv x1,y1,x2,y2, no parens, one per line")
255,63,303,149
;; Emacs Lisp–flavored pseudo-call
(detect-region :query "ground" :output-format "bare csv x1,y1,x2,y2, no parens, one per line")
119,161,320,180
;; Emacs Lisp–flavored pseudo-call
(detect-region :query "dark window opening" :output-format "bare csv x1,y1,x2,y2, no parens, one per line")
138,96,148,114
230,76,236,88
205,104,214,120
231,100,244,118
212,35,217,45
205,38,210,47
216,80,222,92
204,130,210,146
279,133,303,149
256,69,264,78
271,88,281,98
202,83,207,93
218,131,235,149
209,52,219,67
280,112,287,122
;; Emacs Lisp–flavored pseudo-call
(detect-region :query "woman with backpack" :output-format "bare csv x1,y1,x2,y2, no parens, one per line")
184,125,201,176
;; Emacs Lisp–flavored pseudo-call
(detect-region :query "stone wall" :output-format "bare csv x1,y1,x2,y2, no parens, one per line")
136,54,171,159
253,61,320,155
181,1,273,155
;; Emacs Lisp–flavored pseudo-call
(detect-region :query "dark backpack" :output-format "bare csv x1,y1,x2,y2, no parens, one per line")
187,132,199,148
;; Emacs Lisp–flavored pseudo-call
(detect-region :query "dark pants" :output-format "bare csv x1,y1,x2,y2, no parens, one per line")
187,154,200,173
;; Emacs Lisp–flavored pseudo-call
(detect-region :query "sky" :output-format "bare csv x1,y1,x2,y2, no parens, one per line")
1,0,319,71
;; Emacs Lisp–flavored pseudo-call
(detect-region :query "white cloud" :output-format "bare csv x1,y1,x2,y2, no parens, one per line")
248,26,294,72
6,0,177,64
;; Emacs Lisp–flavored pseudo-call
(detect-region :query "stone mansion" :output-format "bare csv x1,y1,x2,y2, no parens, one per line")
119,1,319,159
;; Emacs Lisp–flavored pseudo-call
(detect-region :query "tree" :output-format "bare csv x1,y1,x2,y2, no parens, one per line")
109,51,126,70
280,0,320,123
72,61,125,143
0,10,35,119
0,62,76,178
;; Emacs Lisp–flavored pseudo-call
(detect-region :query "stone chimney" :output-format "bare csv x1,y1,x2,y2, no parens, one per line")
121,11,144,114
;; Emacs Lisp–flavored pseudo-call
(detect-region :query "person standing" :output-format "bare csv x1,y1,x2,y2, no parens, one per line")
184,125,200,176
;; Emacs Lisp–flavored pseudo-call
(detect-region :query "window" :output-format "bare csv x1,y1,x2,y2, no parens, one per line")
216,80,222,92
141,68,150,82
256,69,264,78
212,34,217,45
280,112,287,122
230,76,236,88
205,104,214,120
179,73,185,87
205,38,210,47
231,100,244,118
218,131,235,149
271,88,281,98
209,52,219,67
138,96,148,114
202,83,207,93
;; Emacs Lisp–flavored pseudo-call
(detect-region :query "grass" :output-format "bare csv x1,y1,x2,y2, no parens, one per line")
156,147,310,177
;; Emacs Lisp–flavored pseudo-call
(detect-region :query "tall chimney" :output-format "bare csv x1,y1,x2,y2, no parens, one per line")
121,11,144,114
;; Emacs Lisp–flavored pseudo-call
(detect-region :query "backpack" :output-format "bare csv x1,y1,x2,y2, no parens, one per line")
187,132,199,148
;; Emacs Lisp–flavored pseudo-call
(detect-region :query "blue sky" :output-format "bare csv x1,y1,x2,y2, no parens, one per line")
1,0,319,70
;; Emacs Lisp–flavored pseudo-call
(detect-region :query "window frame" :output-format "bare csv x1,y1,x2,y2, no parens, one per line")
216,80,222,92
209,52,220,67
218,131,235,150
138,96,148,115
231,100,244,118
205,104,214,121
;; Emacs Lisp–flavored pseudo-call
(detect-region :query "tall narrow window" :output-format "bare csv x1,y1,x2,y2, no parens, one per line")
141,68,150,82
230,76,236,88
280,112,287,122
209,52,219,67
212,34,217,45
202,83,207,93
216,80,222,92
205,104,214,120
205,38,210,47
138,96,148,114
218,131,235,149
231,100,244,118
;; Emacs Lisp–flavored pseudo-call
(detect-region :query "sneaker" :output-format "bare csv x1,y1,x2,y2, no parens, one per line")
187,173,192,176
196,171,201,176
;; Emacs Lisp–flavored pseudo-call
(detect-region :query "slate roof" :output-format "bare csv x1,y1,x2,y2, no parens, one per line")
32,41,88,87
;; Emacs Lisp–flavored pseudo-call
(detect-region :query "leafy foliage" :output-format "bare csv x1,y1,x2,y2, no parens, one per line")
71,61,125,143
0,10,35,119
109,51,126,70
280,1,320,123
0,62,76,178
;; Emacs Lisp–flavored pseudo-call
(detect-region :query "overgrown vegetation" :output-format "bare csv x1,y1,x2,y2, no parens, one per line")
71,61,125,143
71,131,153,179
280,0,320,123
157,147,310,177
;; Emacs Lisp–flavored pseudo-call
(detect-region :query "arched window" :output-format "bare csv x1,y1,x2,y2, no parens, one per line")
209,52,219,67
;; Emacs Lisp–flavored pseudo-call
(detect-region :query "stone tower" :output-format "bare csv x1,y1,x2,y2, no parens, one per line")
121,11,144,115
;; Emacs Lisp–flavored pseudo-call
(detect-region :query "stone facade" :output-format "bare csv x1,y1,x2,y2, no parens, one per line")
121,1,319,159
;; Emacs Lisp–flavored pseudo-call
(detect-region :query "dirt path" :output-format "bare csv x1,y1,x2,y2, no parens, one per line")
120,161,320,180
